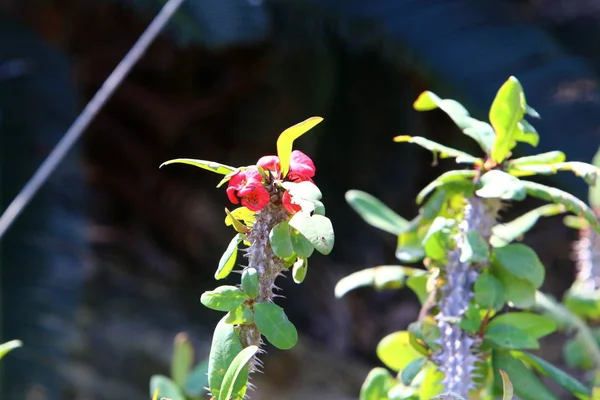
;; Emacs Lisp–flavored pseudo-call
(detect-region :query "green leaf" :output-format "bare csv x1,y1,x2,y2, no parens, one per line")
150,375,185,400
499,369,515,400
0,340,22,360
416,170,477,204
509,151,566,168
589,147,600,208
241,268,259,299
419,364,444,400
492,244,545,289
224,208,249,234
563,215,589,230
201,286,248,312
225,304,255,325
475,272,505,310
492,350,558,400
215,234,242,280
276,117,323,177
282,181,324,214
521,180,600,233
393,135,480,164
269,221,294,258
289,212,335,255
493,267,536,308
396,220,427,263
376,331,425,372
491,204,567,247
334,265,426,298
487,312,557,339
460,303,483,333
485,324,540,350
208,317,246,399
401,357,428,386
413,91,496,153
489,76,527,163
224,207,256,228
292,256,308,284
422,217,454,260
160,158,237,175
406,274,429,305
359,367,395,400
512,351,589,398
476,170,526,201
253,302,298,350
171,333,194,387
183,358,209,398
462,230,490,263
563,336,595,370
345,190,410,235
290,228,314,257
218,346,258,400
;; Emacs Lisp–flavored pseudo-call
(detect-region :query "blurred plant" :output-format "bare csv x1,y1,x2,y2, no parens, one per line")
157,118,334,399
337,76,600,399
0,340,21,361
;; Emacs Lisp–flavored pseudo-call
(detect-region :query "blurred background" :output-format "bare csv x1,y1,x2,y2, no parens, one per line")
1,0,600,399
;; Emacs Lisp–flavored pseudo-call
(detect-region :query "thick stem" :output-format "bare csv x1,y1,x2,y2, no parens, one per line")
435,196,501,396
238,201,289,371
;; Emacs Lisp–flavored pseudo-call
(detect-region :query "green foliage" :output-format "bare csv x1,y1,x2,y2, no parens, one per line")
339,76,600,400
0,340,21,360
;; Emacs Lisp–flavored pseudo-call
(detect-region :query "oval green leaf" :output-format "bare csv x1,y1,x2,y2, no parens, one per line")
215,234,242,280
492,244,545,289
359,367,395,400
253,302,298,350
241,268,259,299
489,76,526,163
485,325,540,350
269,221,294,258
475,271,505,310
289,212,335,255
201,286,248,312
401,357,428,386
345,190,410,235
376,331,425,372
487,312,557,339
171,333,194,387
476,170,526,201
225,304,255,325
0,340,22,360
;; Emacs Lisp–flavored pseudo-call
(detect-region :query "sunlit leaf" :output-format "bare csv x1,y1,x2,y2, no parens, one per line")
521,180,600,233
225,207,256,227
492,244,545,289
208,317,246,399
292,256,308,284
589,147,600,208
492,350,558,400
499,370,515,400
0,340,21,360
253,302,298,350
276,117,323,177
345,190,410,235
509,162,600,186
376,331,424,372
334,265,426,298
393,135,480,164
218,346,258,400
476,170,526,201
225,304,254,325
419,364,444,400
201,286,248,312
215,234,243,280
417,170,477,204
489,76,527,163
359,367,395,400
160,158,236,175
172,333,194,387
289,212,335,255
269,220,294,258
491,204,567,247
509,151,566,167
461,230,490,263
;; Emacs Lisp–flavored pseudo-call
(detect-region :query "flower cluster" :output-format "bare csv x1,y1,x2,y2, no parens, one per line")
226,150,316,214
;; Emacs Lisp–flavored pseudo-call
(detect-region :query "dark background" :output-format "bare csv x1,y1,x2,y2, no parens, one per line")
1,0,600,399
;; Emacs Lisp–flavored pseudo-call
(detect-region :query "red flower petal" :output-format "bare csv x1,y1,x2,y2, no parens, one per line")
289,150,315,181
282,190,302,214
241,185,270,211
257,155,281,172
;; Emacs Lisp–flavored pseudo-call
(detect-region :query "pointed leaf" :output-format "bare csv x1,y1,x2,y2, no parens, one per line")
488,313,557,339
215,234,242,280
217,346,258,400
476,170,526,201
492,350,558,400
276,117,323,177
150,375,185,400
0,340,21,360
334,265,426,298
160,158,236,175
345,190,410,235
499,370,515,400
490,76,527,163
269,220,294,258
509,151,566,168
491,204,566,247
393,135,480,164
208,317,246,399
224,208,249,234
521,180,600,232
509,162,600,186
511,351,589,398
289,212,335,255
225,207,256,227
172,333,194,387
201,286,248,312
253,302,298,350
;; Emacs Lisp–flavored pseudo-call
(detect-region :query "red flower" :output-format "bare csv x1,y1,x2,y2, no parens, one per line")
282,190,302,214
288,150,316,182
256,151,316,182
226,167,270,211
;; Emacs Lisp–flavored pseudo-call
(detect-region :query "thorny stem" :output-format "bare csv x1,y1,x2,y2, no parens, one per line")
238,196,289,372
435,196,501,397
